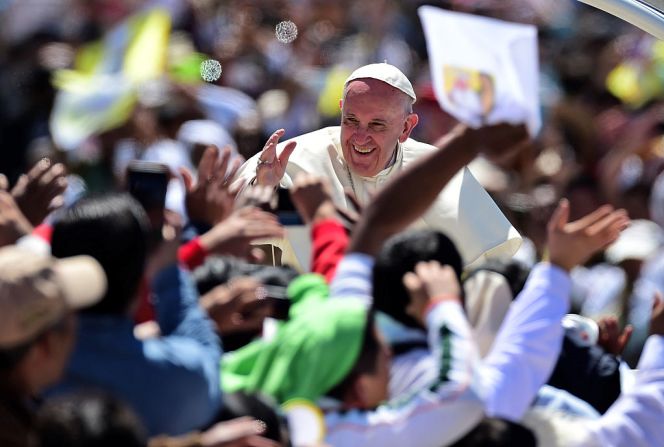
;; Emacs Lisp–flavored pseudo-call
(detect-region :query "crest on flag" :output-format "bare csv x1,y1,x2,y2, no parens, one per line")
443,66,495,122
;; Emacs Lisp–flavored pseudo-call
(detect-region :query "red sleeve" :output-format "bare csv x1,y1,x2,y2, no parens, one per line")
311,218,349,283
178,237,208,271
32,223,53,242
133,278,155,323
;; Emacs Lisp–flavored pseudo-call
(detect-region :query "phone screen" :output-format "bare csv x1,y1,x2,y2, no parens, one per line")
126,161,170,246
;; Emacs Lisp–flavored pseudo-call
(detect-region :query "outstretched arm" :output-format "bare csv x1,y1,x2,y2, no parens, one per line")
325,261,484,447
348,123,529,256
478,200,629,421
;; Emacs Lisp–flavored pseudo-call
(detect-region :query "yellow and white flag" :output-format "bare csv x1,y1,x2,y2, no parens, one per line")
50,8,171,150
418,6,540,136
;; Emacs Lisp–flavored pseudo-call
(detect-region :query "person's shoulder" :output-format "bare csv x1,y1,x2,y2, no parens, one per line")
401,137,436,165
402,136,436,152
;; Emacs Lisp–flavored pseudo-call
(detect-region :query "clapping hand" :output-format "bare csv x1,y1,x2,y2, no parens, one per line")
254,129,297,187
546,199,630,272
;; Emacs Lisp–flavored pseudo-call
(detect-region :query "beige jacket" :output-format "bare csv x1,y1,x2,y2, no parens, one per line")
235,126,521,270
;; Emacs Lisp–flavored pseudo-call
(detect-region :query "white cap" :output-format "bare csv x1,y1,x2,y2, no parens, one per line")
344,63,416,103
605,219,663,264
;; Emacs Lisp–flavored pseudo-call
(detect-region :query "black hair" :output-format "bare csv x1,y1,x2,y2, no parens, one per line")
373,230,463,328
449,417,537,447
326,311,380,401
35,391,147,447
51,193,150,315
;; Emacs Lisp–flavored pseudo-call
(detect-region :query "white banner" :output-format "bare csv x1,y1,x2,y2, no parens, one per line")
418,6,541,136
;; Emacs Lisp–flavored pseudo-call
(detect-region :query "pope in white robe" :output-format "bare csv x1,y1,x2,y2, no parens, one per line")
233,63,522,271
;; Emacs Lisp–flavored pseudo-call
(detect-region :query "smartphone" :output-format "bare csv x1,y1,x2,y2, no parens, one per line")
275,188,304,226
126,161,170,247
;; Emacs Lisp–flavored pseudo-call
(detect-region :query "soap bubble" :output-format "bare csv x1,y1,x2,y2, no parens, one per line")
200,59,222,82
275,20,298,44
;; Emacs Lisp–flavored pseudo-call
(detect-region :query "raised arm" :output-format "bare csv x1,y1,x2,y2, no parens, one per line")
325,261,484,447
478,199,629,421
348,123,529,256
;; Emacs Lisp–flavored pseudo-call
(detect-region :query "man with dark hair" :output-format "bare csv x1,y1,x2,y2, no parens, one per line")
0,246,106,447
49,193,223,436
372,230,463,329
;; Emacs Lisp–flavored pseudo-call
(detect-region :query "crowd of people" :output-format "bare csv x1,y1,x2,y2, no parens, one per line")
2,0,664,446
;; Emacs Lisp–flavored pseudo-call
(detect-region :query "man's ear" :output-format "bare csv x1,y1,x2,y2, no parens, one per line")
339,99,343,110
399,113,419,143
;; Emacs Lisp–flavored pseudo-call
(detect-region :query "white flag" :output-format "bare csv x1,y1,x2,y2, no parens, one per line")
418,6,540,136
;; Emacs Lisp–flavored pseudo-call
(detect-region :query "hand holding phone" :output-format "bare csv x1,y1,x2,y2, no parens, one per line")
126,161,170,248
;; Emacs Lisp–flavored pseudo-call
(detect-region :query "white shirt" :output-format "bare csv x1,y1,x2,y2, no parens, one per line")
324,301,485,447
331,254,571,422
234,126,522,269
587,335,664,447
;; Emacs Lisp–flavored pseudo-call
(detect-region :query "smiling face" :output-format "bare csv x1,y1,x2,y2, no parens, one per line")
340,79,418,177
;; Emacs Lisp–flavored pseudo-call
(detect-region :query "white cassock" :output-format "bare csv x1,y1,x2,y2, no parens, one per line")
234,126,521,271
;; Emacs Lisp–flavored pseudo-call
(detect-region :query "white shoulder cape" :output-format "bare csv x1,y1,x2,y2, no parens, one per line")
235,126,521,270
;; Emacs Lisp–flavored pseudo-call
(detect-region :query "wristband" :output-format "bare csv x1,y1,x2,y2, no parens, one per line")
424,294,460,316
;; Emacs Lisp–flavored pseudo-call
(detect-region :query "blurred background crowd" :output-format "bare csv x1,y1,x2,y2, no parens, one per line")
3,0,664,364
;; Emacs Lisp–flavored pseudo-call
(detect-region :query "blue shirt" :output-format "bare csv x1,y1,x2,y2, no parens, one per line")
50,265,222,436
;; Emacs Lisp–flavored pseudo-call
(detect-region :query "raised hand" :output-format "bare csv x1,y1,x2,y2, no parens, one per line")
255,129,297,187
144,211,184,283
466,122,530,165
181,146,242,226
199,207,284,260
289,173,337,225
402,260,461,326
546,199,630,271
10,158,68,226
0,190,33,247
597,316,633,356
